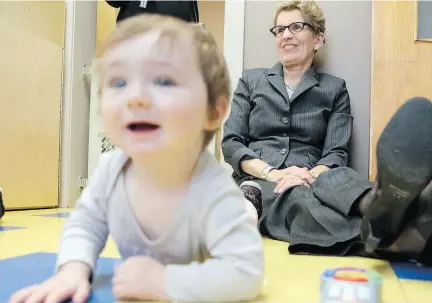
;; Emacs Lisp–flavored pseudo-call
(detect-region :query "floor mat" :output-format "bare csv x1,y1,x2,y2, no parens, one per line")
391,261,432,281
0,252,119,302
0,226,25,232
34,212,70,218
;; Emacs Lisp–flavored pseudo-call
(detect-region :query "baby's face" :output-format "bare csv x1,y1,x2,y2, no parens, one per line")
99,31,208,157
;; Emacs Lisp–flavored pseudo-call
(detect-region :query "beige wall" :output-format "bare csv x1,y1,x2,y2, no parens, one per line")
198,0,225,49
96,0,118,49
198,0,225,159
0,1,65,47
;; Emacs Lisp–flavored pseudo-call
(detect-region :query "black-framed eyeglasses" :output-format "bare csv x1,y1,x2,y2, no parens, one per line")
270,22,315,37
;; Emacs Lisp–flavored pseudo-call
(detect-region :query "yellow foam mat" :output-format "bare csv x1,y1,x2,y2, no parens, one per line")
1,209,431,303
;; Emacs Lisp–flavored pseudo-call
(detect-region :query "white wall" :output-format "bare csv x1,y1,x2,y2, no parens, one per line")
61,0,97,207
221,0,246,173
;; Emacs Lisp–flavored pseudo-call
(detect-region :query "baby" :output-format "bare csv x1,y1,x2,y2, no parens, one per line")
10,14,264,303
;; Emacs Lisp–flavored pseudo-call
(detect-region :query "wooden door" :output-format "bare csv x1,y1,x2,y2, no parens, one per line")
96,1,118,49
370,1,432,179
198,0,225,160
0,1,65,209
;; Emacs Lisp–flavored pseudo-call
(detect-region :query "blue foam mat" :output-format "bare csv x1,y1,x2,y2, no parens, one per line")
0,226,25,232
391,261,432,281
0,253,119,302
34,212,70,218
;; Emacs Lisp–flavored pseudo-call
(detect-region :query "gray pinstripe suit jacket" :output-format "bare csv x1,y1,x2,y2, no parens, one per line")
222,62,353,180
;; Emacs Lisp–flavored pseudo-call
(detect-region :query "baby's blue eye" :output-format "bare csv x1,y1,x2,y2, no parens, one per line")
154,78,175,86
114,79,127,88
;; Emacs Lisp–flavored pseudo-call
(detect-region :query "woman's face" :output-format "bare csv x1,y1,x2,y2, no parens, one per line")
274,9,324,68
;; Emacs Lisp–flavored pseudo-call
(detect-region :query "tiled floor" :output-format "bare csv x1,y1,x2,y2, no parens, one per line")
1,209,431,302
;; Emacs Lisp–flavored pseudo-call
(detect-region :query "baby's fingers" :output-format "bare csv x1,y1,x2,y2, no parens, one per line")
45,287,76,303
72,282,91,303
8,285,39,303
21,285,53,303
44,282,89,303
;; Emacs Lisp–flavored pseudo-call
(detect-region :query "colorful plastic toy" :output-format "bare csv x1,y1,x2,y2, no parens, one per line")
320,267,382,303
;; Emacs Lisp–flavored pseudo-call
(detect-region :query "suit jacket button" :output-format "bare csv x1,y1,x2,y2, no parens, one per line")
280,148,288,155
281,117,289,124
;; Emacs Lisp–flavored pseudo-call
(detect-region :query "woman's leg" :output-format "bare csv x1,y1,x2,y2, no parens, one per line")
375,180,432,265
261,180,366,251
235,166,372,254
240,180,263,220
361,97,432,252
233,98,432,262
308,97,432,264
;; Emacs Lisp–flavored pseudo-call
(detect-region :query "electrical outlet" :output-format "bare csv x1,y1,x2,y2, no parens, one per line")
82,64,91,76
78,176,88,190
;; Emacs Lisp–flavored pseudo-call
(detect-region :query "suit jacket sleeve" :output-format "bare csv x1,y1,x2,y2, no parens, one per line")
105,1,126,8
222,72,260,176
317,81,353,168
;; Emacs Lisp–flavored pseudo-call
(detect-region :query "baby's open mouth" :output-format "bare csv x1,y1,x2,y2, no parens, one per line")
127,122,160,132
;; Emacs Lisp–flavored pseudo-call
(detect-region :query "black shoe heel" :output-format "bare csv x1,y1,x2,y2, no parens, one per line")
362,98,432,252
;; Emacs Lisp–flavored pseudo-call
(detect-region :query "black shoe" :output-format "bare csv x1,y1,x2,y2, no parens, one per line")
361,98,432,252
240,181,263,219
0,187,4,219
413,180,432,265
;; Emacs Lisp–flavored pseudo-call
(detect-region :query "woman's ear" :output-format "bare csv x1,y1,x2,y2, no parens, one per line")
204,96,229,131
314,32,325,51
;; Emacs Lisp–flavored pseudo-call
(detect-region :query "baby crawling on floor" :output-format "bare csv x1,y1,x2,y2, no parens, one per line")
10,14,264,303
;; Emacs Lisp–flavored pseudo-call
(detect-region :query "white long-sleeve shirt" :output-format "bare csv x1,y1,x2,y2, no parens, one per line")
56,149,265,302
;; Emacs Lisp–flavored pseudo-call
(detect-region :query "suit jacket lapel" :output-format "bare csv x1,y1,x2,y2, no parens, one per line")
289,67,319,103
267,63,320,103
267,62,290,103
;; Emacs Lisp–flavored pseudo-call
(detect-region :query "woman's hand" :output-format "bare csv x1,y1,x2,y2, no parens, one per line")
280,166,308,176
267,166,316,185
281,166,316,185
266,169,286,182
274,174,309,194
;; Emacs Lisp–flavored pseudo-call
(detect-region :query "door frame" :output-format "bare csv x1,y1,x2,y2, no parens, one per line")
220,0,245,173
60,0,97,207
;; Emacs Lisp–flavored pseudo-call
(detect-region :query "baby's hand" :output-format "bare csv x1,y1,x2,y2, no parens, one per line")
9,262,91,303
112,256,168,301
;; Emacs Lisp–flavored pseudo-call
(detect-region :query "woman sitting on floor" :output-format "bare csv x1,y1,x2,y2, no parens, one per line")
222,0,432,264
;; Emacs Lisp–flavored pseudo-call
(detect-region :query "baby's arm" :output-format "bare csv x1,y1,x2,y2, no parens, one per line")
164,190,265,302
9,154,114,303
56,153,112,275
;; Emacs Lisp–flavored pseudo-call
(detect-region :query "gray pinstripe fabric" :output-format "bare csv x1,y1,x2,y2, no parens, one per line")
221,62,372,253
222,62,353,175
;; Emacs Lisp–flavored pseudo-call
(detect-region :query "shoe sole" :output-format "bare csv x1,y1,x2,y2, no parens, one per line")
240,181,262,191
362,98,432,252
0,187,4,219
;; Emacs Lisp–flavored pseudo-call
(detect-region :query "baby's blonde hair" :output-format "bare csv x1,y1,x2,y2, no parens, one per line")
96,14,231,148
